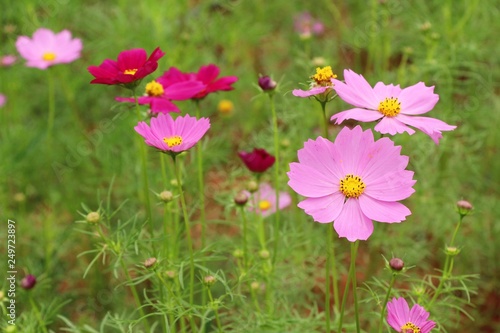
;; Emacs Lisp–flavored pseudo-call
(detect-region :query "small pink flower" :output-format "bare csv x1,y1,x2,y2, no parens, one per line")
15,28,82,69
0,94,6,108
294,12,325,38
1,55,16,67
387,297,436,333
88,47,165,87
135,113,210,154
115,76,206,113
287,126,416,241
161,64,238,99
331,69,456,144
245,183,292,217
292,66,337,101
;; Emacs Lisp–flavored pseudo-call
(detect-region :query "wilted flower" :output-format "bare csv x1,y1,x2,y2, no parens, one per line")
387,297,436,333
288,126,416,241
331,69,456,144
88,47,165,88
135,113,210,154
16,28,82,69
238,148,275,173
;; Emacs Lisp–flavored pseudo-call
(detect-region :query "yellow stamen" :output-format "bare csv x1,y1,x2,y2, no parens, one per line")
339,174,366,198
259,200,272,211
378,97,401,117
401,322,421,333
145,80,164,97
124,68,138,75
42,52,56,61
163,135,183,148
311,66,337,85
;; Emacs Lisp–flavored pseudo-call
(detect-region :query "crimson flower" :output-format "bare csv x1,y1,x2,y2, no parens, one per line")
88,47,165,88
238,148,275,173
160,64,238,99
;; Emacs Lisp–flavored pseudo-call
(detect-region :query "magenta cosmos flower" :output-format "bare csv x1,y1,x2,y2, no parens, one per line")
15,28,82,70
161,64,238,99
287,126,416,241
135,113,210,154
387,297,436,333
88,47,165,87
115,76,206,113
292,66,337,101
245,183,292,217
238,148,275,173
331,69,456,144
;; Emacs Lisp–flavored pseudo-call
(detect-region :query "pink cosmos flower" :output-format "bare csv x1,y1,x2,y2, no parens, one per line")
1,55,16,67
161,64,238,99
88,47,165,87
245,183,292,217
294,12,325,39
287,126,415,241
387,297,436,333
135,113,210,154
115,76,206,113
331,69,456,144
292,66,337,101
15,28,82,70
0,94,6,108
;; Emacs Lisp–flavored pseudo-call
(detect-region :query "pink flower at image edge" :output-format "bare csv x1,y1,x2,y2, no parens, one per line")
15,28,82,69
287,126,416,241
331,69,456,144
387,297,436,333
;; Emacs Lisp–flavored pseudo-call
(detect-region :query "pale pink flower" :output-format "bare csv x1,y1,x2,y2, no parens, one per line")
387,297,436,333
287,126,415,241
245,183,292,217
0,94,6,108
1,55,16,67
331,69,456,144
16,28,82,69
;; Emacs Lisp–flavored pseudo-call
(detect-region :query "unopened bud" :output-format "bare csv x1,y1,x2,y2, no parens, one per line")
234,192,249,206
445,246,460,256
5,325,16,333
20,274,37,290
389,258,404,271
203,275,217,286
165,270,176,279
144,257,157,268
259,250,270,259
247,180,259,193
170,179,180,187
233,249,244,258
280,138,290,148
86,211,100,224
159,190,173,203
456,200,473,216
413,286,426,296
258,75,277,92
250,281,260,291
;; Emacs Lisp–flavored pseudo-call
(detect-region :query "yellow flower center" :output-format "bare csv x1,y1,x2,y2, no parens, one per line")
124,68,138,75
401,322,421,333
163,135,183,148
145,80,164,97
42,52,56,61
259,200,272,211
378,97,401,117
311,66,337,85
217,99,234,114
339,174,366,198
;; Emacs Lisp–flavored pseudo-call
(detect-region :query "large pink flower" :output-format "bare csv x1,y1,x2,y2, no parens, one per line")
88,47,165,87
15,28,82,69
115,76,206,113
135,113,210,154
245,183,292,218
161,64,238,99
387,297,436,333
331,69,456,144
287,126,415,241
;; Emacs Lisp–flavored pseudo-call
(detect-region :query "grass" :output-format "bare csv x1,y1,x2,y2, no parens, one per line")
1,0,499,332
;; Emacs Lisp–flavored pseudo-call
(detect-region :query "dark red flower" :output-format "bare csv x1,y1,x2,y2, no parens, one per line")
238,148,275,173
258,75,277,91
161,64,238,99
88,47,165,88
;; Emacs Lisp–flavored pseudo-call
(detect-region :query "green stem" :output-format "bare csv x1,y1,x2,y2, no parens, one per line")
133,93,154,251
29,294,48,333
46,68,55,140
325,227,331,333
351,241,360,333
239,206,249,271
119,259,151,332
207,286,223,333
270,93,281,267
320,101,328,139
173,155,195,305
160,154,173,260
378,273,397,333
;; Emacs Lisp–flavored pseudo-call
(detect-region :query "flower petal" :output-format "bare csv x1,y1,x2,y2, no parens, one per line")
398,82,439,115
297,137,344,180
288,163,338,198
330,107,383,124
333,199,374,241
374,116,416,136
396,114,456,144
359,195,411,223
297,192,344,223
292,86,328,97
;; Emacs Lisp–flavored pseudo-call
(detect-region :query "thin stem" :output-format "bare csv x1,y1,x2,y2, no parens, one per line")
270,93,281,267
207,286,223,333
351,241,360,333
378,273,397,333
133,93,154,252
46,68,55,140
325,227,331,333
29,294,48,333
239,206,249,271
160,154,173,260
173,155,195,305
320,101,329,139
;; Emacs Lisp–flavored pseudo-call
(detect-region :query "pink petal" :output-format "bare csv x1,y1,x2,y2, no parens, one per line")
150,98,180,113
332,69,379,109
373,82,402,98
333,126,375,175
162,81,206,100
387,297,409,329
207,76,238,92
297,137,344,180
288,163,338,198
330,107,383,124
297,192,345,223
374,116,416,135
292,86,328,97
398,82,439,115
396,114,456,144
363,170,416,201
117,48,147,71
359,195,411,223
333,199,374,241
197,64,220,83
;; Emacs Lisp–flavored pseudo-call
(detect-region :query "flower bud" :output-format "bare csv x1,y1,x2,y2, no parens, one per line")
259,249,270,259
165,270,176,279
445,246,460,256
5,325,16,333
170,179,180,187
456,200,473,217
250,281,260,291
280,138,290,148
233,249,244,258
258,75,277,91
389,258,404,271
203,275,217,286
20,274,37,290
247,180,259,193
86,211,100,224
143,257,157,268
159,190,173,203
234,192,249,206
412,285,426,296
